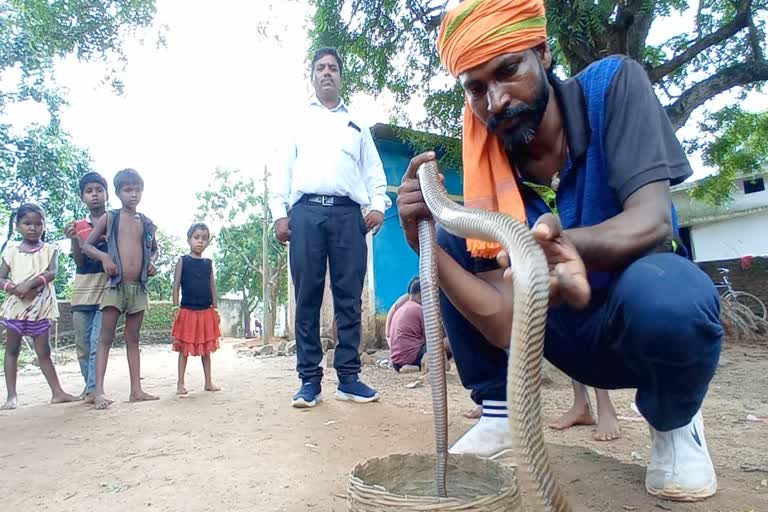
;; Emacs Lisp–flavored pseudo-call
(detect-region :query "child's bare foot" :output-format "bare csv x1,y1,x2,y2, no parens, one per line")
176,385,189,395
593,389,621,441
51,392,78,404
593,415,621,441
464,405,482,419
549,404,596,430
129,390,159,402
204,383,221,392
1,395,18,410
93,394,113,410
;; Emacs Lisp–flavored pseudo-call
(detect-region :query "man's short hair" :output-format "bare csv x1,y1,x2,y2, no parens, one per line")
409,278,421,296
113,168,144,192
310,47,343,76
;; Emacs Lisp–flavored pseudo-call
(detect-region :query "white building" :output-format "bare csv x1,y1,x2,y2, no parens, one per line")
672,172,768,262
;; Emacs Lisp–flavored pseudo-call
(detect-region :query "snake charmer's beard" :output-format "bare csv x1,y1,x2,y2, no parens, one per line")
487,61,550,154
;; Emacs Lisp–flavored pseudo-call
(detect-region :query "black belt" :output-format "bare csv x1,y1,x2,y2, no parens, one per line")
300,194,358,207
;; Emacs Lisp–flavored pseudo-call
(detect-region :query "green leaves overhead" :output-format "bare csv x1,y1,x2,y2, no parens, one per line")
308,0,767,202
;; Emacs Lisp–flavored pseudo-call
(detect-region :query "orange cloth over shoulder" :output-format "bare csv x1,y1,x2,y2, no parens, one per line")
436,0,547,258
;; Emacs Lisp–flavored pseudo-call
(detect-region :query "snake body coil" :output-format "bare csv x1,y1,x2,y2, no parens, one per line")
416,161,572,511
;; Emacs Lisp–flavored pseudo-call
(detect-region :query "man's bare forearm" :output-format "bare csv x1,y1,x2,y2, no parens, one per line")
436,248,512,349
566,213,671,272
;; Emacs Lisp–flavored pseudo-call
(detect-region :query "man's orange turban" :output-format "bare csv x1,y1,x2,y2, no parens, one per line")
437,0,547,259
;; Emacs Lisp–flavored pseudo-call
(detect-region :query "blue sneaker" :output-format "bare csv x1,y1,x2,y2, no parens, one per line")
336,378,380,403
292,381,321,408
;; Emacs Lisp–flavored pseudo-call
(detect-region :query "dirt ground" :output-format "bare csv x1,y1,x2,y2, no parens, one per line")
1,338,767,512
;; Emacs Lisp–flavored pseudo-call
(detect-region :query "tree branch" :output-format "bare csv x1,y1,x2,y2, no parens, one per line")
648,0,752,82
747,16,765,62
665,58,768,130
695,0,705,39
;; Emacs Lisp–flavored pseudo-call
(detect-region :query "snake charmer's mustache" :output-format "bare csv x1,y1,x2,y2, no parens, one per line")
486,103,537,133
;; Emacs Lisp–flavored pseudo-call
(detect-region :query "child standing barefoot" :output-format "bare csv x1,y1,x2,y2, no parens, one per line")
549,380,621,441
0,204,77,409
82,169,159,409
171,223,221,394
64,172,109,403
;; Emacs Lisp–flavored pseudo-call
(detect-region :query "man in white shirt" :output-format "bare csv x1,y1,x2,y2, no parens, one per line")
270,47,391,408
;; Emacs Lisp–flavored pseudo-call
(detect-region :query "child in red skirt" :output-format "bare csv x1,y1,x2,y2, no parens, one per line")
172,222,221,394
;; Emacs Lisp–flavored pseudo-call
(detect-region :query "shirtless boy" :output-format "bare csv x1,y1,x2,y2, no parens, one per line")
82,168,159,409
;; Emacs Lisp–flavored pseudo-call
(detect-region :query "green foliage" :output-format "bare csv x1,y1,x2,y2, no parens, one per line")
54,250,73,300
142,301,176,331
146,230,185,301
308,0,768,194
0,124,92,250
1,0,160,96
0,0,159,248
195,168,288,337
689,108,768,206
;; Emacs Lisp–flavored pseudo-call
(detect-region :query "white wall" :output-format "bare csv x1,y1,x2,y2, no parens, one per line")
691,210,768,261
673,173,768,223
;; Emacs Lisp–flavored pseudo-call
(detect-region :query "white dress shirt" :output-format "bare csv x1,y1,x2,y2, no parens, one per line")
268,96,392,221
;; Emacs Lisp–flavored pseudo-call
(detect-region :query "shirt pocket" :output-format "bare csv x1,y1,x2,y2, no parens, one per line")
338,122,362,162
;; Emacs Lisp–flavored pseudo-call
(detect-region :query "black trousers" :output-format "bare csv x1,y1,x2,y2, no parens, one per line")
289,200,367,384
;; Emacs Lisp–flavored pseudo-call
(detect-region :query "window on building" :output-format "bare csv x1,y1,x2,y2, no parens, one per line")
743,177,765,194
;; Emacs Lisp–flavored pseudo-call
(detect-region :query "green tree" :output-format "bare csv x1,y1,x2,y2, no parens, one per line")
308,0,768,198
1,0,160,249
0,125,92,252
146,229,185,301
195,169,288,339
54,250,74,300
688,107,768,205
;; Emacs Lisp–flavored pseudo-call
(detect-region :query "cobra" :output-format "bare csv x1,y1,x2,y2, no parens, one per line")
416,160,572,511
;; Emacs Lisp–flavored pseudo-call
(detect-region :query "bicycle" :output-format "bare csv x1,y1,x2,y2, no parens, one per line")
714,267,767,320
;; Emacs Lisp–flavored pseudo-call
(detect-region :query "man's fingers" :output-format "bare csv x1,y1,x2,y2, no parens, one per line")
403,151,436,181
554,263,591,310
496,250,510,269
396,189,425,208
532,213,562,242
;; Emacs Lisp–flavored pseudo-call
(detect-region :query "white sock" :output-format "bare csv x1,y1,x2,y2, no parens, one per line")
480,400,508,421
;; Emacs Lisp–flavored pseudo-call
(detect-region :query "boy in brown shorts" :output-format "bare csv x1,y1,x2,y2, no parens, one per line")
82,168,159,409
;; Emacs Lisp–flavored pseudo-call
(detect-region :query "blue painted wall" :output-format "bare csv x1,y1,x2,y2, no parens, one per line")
371,132,463,314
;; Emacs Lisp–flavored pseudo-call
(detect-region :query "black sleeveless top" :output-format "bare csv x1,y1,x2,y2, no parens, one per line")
180,255,213,310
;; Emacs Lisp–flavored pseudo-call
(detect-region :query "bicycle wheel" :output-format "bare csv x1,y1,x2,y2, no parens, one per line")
731,291,767,320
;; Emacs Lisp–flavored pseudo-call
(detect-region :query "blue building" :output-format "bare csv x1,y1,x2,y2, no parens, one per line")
370,123,463,314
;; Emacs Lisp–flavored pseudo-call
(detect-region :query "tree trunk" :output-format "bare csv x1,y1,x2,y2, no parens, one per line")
266,281,279,339
242,287,253,338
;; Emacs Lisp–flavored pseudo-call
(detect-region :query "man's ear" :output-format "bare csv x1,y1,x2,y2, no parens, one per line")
532,42,552,72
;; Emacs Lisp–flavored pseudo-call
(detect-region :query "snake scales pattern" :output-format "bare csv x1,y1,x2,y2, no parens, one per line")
416,161,572,511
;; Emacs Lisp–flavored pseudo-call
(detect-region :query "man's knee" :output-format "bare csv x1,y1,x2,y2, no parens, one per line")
616,254,723,358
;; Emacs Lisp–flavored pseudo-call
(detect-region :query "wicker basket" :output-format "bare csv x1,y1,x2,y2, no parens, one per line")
347,453,520,511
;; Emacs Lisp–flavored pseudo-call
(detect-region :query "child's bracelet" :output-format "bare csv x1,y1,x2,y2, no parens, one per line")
38,275,47,287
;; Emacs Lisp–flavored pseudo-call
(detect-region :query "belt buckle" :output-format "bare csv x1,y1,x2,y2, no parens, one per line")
320,195,334,207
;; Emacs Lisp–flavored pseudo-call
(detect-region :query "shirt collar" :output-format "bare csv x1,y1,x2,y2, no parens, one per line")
309,95,347,112
550,75,590,164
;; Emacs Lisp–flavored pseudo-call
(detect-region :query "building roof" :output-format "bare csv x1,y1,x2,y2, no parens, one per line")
671,171,768,226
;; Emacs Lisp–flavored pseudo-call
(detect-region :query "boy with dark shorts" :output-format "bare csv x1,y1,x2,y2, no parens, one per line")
82,168,159,409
